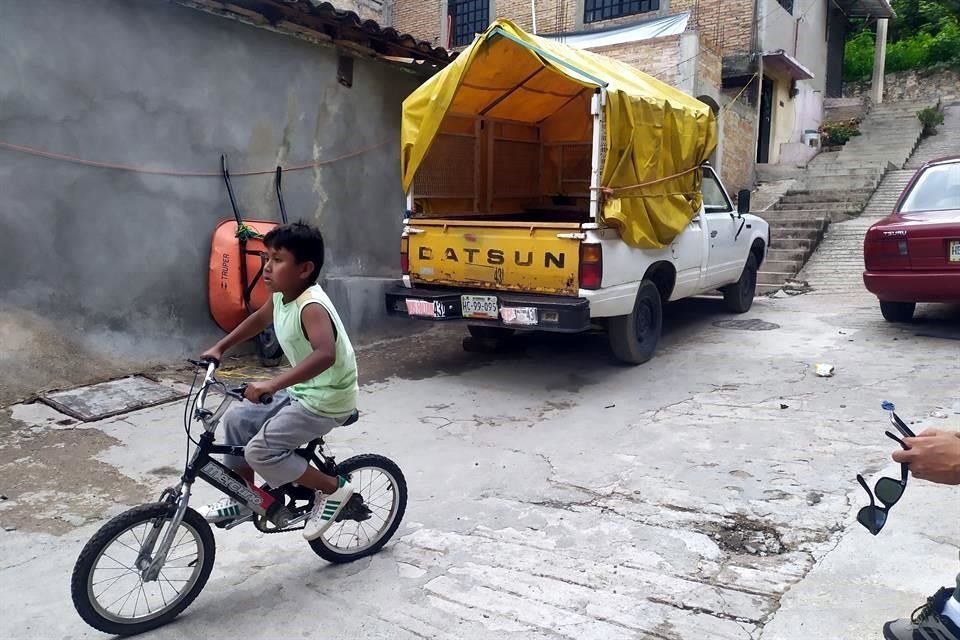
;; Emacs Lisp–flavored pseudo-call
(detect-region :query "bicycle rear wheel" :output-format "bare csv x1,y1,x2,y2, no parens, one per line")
71,503,215,636
308,454,407,564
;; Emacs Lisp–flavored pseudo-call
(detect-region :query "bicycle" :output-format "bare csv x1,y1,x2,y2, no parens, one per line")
70,359,407,636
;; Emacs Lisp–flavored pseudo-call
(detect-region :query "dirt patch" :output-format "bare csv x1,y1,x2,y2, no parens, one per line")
0,411,151,535
703,514,787,556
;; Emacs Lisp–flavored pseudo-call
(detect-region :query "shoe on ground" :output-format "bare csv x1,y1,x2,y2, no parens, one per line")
201,496,252,524
302,476,355,541
883,587,960,640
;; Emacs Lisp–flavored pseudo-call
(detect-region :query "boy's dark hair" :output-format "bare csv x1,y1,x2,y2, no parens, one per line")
263,221,324,282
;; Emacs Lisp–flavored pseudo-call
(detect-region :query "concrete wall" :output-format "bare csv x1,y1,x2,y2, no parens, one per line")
0,0,420,361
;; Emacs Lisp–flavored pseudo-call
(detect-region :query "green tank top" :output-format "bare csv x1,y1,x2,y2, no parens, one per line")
273,285,358,417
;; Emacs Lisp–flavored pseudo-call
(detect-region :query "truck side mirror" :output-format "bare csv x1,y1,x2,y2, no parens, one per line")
737,189,751,215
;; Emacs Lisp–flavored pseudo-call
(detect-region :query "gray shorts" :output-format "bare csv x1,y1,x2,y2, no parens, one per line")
221,391,348,487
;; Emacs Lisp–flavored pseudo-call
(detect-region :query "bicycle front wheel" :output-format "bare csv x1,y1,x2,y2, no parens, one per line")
71,503,215,636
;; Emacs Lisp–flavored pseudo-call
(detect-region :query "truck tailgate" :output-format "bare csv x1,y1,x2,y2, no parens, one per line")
407,221,582,296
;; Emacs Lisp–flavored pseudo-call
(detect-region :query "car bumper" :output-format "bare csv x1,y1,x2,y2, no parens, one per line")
863,270,960,302
385,285,591,333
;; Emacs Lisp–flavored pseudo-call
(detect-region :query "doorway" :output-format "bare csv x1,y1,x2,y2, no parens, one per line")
757,76,774,164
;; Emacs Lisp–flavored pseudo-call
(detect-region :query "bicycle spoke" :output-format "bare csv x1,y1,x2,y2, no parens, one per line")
110,581,141,615
102,553,134,571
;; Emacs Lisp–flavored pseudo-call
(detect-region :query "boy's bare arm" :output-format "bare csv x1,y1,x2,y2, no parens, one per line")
247,304,335,400
201,297,274,361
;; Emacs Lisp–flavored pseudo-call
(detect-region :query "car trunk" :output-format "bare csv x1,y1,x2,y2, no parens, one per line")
901,210,960,270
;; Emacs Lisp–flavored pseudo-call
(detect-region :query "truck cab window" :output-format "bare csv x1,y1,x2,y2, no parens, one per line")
702,169,733,213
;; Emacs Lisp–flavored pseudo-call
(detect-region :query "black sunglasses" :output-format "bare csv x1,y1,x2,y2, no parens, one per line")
856,430,909,535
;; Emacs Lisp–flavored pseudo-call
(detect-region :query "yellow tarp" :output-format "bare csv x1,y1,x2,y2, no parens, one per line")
401,19,718,249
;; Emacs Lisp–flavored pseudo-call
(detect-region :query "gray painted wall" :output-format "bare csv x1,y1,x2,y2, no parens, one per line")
0,0,419,361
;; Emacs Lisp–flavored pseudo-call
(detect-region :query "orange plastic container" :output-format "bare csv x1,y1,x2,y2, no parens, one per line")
208,219,280,332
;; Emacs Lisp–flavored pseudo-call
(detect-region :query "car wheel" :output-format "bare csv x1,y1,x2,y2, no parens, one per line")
879,301,916,322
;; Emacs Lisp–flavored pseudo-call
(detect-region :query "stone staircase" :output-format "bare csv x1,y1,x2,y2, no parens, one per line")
905,103,960,168
797,101,959,295
756,99,935,293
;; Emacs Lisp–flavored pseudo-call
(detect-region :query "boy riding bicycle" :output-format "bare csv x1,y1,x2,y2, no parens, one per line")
199,222,358,541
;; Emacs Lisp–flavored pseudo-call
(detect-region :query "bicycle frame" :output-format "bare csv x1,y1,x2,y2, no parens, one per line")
143,363,290,581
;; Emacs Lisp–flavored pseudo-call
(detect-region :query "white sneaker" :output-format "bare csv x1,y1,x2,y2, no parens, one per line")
302,476,355,541
201,496,252,523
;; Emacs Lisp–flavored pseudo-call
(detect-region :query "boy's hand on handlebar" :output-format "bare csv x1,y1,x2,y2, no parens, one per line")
199,347,223,366
243,380,276,404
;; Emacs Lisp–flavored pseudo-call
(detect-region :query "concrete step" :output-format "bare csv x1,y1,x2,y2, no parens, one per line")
763,259,803,273
772,201,865,213
771,238,817,251
758,271,793,286
768,226,826,240
767,248,809,262
779,189,874,202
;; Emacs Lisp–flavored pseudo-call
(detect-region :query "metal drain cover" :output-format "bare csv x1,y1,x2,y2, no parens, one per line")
713,319,780,331
41,376,184,421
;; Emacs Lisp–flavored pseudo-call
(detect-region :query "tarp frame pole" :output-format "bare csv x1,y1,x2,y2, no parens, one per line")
489,27,609,88
588,88,606,220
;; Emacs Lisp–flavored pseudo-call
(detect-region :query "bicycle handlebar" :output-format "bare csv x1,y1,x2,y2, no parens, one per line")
188,360,273,405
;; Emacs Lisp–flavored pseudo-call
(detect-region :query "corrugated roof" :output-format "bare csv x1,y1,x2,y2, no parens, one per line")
180,0,455,65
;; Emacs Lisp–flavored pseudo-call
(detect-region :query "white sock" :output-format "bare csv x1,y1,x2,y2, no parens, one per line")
942,593,960,625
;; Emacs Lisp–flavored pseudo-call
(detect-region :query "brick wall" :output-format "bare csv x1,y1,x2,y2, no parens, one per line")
391,0,442,45
390,0,755,52
589,35,682,85
696,32,721,94
719,92,756,195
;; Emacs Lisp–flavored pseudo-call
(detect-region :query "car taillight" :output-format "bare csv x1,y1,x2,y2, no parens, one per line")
400,236,409,274
580,243,602,290
864,231,909,270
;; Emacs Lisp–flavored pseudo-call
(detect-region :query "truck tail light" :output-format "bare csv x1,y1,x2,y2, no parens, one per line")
580,243,603,290
400,236,409,274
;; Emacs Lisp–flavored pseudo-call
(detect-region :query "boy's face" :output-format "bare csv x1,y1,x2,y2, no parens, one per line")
263,246,313,293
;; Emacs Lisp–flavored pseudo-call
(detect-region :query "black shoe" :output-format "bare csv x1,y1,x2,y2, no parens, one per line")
883,587,960,640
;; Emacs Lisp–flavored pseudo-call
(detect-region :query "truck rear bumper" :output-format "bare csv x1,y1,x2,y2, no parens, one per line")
385,285,591,333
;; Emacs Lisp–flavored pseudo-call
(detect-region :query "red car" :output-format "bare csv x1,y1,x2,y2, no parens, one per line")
863,156,960,321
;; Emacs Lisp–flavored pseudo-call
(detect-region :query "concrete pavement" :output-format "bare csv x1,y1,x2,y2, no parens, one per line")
1,290,959,639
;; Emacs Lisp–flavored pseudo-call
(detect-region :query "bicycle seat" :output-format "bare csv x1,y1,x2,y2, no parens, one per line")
300,410,360,453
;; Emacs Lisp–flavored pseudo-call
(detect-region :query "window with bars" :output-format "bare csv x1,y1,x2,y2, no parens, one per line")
584,0,660,23
448,0,490,47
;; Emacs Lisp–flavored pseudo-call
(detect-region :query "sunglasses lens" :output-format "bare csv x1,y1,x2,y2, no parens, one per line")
875,478,904,507
858,506,886,533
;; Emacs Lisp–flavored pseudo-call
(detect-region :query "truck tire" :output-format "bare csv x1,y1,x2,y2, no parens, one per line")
722,254,758,313
608,280,662,365
880,301,915,322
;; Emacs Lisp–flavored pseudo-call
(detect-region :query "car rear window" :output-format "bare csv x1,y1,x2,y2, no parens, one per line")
899,162,960,213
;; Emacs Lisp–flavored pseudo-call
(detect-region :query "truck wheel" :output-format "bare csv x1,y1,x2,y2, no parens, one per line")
880,301,915,322
608,280,662,365
722,254,758,314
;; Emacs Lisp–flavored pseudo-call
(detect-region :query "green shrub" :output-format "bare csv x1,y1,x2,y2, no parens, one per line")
843,18,960,81
918,106,945,135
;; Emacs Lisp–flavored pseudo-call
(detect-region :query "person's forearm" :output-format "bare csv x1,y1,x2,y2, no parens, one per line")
267,350,335,392
213,312,271,354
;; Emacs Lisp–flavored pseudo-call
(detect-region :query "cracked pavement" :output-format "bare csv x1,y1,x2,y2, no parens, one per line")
1,292,959,639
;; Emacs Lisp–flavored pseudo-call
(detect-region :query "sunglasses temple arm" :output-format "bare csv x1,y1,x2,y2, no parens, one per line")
857,474,877,509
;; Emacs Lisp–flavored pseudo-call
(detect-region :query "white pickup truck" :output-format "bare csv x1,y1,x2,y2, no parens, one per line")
386,163,769,364
384,20,769,364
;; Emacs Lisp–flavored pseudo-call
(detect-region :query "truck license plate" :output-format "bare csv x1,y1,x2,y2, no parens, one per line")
950,241,960,262
461,295,498,319
501,307,538,326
